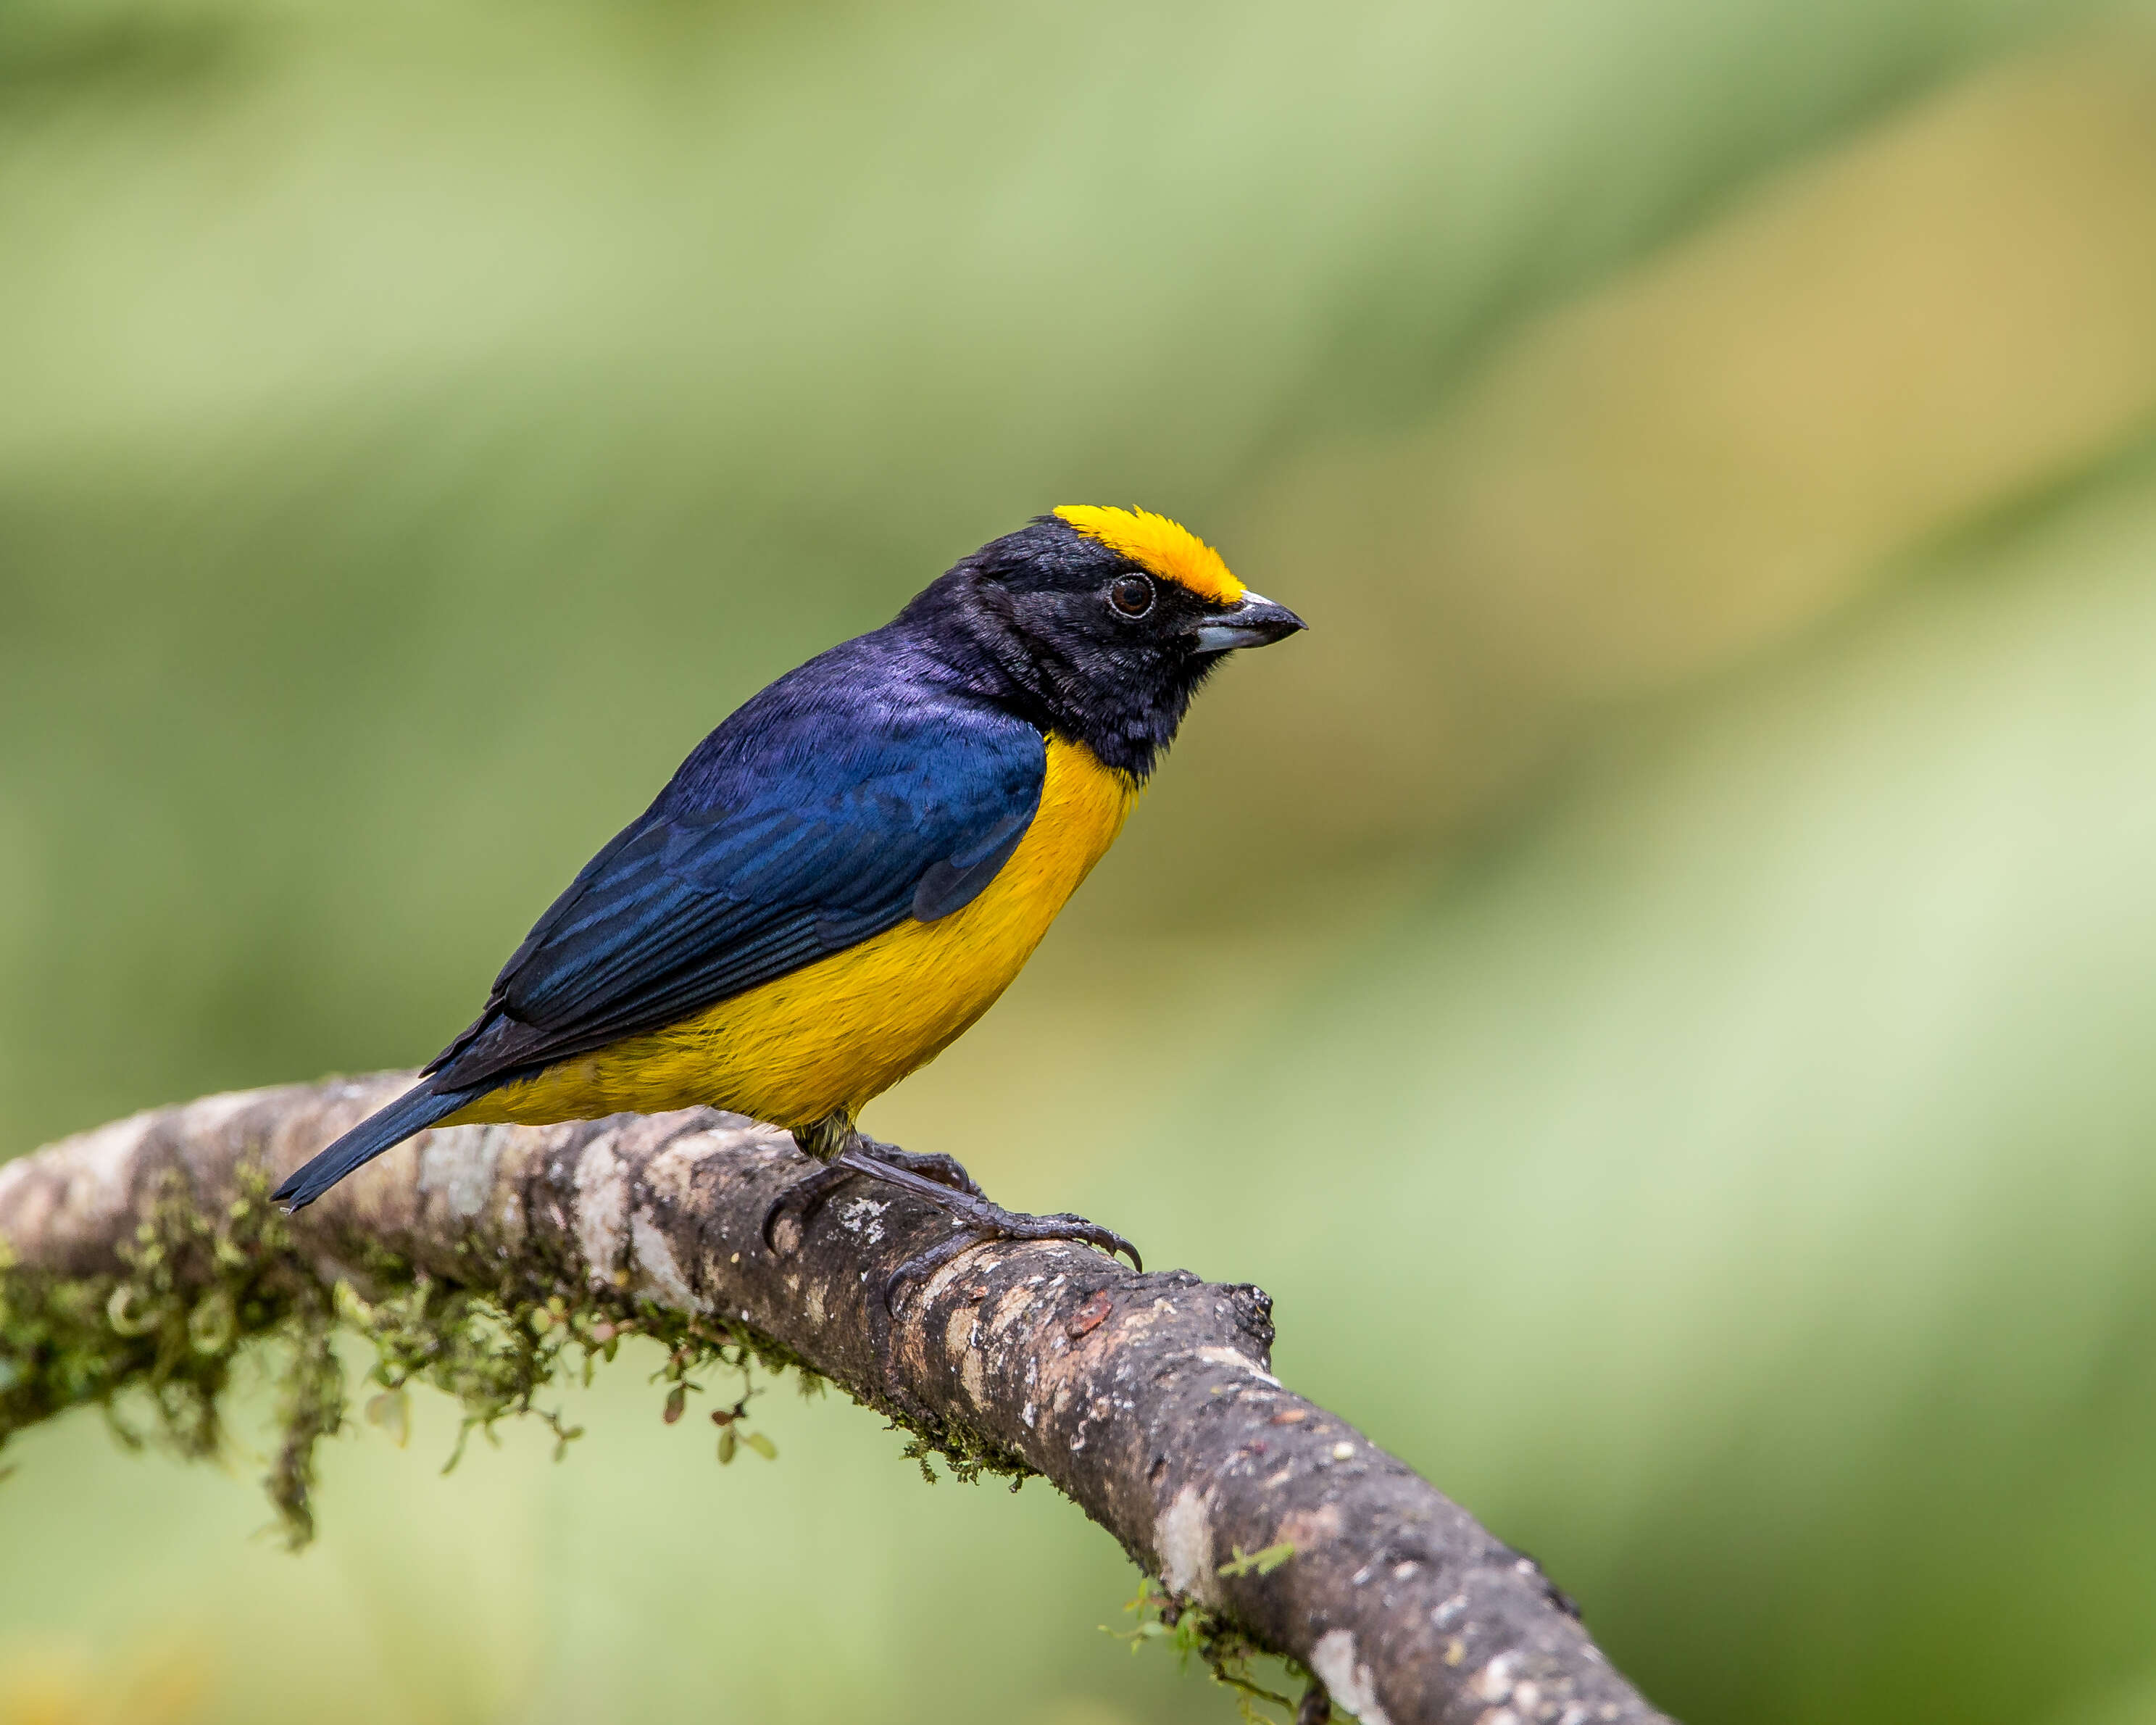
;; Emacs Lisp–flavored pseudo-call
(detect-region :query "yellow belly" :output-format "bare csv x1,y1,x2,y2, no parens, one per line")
448,733,1137,1134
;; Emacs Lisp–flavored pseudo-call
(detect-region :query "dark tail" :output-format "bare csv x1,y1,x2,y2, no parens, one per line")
273,1081,486,1210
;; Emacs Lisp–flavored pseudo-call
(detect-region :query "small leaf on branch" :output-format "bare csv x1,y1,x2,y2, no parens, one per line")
365,1389,411,1449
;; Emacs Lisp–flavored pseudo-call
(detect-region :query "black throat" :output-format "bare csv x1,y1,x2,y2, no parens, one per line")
896,567,1217,781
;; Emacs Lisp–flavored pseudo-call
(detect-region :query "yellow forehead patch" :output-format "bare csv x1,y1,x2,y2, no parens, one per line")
1052,505,1245,606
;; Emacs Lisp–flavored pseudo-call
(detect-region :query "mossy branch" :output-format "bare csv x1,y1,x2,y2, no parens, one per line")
0,1076,1672,1725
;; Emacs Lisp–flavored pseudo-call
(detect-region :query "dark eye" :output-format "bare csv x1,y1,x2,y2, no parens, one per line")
1107,574,1155,618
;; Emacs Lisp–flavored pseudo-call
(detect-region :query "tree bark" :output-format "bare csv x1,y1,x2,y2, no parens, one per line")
0,1074,1673,1725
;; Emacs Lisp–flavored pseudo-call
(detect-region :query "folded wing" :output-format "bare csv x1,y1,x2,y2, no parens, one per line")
426,707,1046,1091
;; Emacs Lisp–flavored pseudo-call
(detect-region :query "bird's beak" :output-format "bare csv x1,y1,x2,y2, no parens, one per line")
1189,591,1307,654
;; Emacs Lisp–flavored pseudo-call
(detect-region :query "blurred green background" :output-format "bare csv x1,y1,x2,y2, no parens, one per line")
7,0,2156,1718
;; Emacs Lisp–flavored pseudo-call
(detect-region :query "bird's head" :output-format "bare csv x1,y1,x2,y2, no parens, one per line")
915,505,1306,779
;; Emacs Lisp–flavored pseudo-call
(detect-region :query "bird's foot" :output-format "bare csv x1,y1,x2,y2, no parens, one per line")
761,1132,983,1251
759,1131,1141,1310
880,1202,1141,1313
831,1147,1141,1310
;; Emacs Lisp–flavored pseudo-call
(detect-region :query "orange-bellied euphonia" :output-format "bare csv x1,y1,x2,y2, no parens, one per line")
274,507,1303,1282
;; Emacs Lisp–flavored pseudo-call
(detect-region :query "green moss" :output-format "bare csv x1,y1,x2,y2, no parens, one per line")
898,1410,1031,1489
3,1166,307,1473
0,1161,1027,1545
1110,1577,1330,1724
267,1304,344,1543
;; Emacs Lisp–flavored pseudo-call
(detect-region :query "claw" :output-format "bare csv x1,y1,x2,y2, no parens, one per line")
1033,1213,1141,1273
880,1210,1142,1313
882,1229,988,1313
760,1157,861,1251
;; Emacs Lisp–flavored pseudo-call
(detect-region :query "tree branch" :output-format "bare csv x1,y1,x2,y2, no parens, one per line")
0,1075,1671,1725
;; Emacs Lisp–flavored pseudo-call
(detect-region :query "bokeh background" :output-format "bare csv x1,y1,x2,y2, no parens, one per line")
7,0,2156,1718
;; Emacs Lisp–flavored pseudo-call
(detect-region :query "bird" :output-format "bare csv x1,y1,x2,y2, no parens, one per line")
273,506,1304,1289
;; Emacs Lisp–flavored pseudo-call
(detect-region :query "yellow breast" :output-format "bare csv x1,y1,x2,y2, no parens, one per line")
451,733,1138,1134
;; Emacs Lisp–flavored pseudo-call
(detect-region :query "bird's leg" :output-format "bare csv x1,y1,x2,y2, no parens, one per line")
761,1115,985,1250
849,1135,987,1199
761,1118,1141,1311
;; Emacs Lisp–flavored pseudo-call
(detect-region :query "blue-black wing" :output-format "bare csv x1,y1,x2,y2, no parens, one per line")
425,695,1045,1091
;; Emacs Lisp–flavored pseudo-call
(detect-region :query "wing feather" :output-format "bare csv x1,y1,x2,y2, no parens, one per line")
425,698,1045,1092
